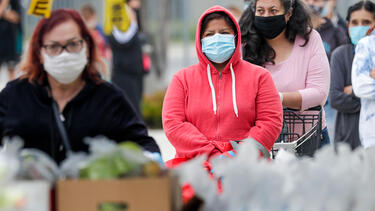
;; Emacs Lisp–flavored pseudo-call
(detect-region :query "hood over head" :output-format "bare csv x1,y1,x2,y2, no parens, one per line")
196,5,242,72
195,6,243,118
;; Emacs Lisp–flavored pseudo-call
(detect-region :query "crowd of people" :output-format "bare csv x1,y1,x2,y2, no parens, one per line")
0,0,374,165
163,0,375,165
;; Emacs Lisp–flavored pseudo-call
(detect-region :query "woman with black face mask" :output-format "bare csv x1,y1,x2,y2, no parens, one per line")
240,0,331,150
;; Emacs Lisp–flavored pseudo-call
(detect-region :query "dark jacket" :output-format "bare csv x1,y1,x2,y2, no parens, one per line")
329,44,361,149
107,31,144,115
0,78,160,163
0,0,21,63
317,18,348,60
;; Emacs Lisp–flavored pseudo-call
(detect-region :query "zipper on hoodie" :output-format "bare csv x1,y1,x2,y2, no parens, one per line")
216,73,221,142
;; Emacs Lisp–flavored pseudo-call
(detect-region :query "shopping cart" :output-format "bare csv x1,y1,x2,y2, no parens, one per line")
271,106,323,158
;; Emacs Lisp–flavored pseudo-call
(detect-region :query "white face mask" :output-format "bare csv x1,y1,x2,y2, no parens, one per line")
42,47,88,84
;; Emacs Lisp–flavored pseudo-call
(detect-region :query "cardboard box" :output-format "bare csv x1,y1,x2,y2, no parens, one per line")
56,174,181,211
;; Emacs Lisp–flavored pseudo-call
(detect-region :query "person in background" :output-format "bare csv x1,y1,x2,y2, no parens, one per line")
80,4,111,81
304,0,347,59
352,16,375,149
14,3,22,70
162,6,283,166
330,0,375,150
303,0,347,141
240,0,331,149
305,0,347,32
0,0,21,81
324,0,347,31
127,0,152,75
107,0,146,116
80,4,112,73
0,9,160,163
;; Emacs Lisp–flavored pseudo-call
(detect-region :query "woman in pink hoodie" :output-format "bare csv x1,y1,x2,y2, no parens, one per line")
162,6,283,165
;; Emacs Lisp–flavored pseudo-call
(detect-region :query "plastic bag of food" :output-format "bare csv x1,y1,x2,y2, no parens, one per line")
60,152,89,179
77,137,160,179
18,149,60,183
0,137,23,184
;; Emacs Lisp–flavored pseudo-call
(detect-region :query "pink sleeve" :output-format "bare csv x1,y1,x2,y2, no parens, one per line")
249,70,283,151
298,31,330,111
162,72,216,159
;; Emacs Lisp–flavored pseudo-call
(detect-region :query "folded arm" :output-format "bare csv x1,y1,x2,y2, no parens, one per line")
248,71,283,152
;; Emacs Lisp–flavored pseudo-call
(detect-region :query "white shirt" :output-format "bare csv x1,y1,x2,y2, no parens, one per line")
352,33,375,148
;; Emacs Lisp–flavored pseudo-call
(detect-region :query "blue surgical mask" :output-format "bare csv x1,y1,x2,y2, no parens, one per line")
349,25,370,45
309,5,322,15
201,33,236,64
309,4,329,17
320,3,330,17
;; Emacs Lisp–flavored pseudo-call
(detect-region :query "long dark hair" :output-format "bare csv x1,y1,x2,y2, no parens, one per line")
239,0,312,67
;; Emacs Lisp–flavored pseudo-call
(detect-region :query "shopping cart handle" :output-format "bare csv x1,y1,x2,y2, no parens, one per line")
284,105,322,112
306,105,322,111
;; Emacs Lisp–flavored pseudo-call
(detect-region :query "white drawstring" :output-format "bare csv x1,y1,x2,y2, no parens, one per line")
207,64,217,115
207,63,239,118
230,63,239,118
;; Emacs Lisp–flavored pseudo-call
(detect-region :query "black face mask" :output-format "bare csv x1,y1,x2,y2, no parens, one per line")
254,15,287,39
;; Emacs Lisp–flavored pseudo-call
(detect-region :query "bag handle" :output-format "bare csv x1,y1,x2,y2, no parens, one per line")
52,100,73,154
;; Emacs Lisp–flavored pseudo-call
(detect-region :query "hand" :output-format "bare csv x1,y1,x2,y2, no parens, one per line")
344,85,353,95
3,10,19,23
127,0,141,9
125,4,137,23
234,138,271,159
143,151,165,167
230,140,240,151
0,0,10,17
0,0,9,8
218,150,236,159
279,92,284,103
370,68,375,79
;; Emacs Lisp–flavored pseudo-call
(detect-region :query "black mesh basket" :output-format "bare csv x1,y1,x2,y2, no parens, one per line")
272,106,323,158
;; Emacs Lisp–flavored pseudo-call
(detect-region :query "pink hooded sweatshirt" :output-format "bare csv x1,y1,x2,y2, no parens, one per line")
162,6,283,160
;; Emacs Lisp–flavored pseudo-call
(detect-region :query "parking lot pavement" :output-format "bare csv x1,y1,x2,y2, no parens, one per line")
148,129,176,162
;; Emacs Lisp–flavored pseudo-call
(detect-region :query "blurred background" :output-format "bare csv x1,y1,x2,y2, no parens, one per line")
6,0,358,93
